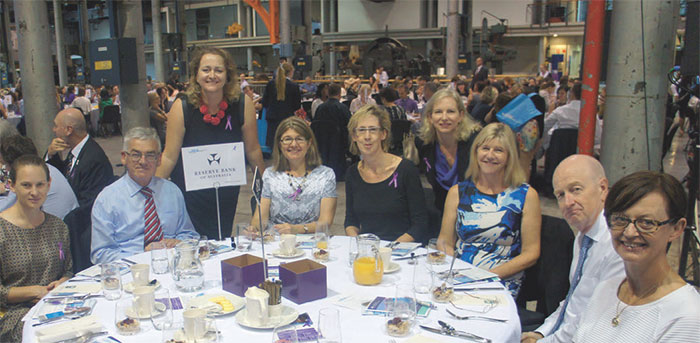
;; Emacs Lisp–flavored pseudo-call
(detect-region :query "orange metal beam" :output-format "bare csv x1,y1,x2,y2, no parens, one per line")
243,0,279,44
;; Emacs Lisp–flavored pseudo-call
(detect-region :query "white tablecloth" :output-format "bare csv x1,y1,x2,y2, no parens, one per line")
23,236,521,342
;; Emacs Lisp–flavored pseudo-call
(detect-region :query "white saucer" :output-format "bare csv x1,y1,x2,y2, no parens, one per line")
383,262,401,274
123,281,161,293
126,302,166,319
272,248,305,259
187,293,246,316
235,305,298,329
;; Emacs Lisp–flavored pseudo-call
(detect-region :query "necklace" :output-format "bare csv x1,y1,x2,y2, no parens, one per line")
286,170,308,201
612,270,671,327
199,100,228,126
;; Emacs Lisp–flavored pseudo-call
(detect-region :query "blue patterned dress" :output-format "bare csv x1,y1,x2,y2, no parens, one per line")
455,179,529,297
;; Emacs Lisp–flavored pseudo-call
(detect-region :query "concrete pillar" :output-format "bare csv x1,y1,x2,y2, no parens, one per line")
236,0,244,38
538,36,545,67
53,0,67,87
600,0,679,184
152,0,166,82
463,0,472,70
79,0,90,69
246,6,253,37
303,0,312,55
279,0,291,58
175,0,187,75
446,0,459,78
247,47,253,73
13,0,59,153
329,0,336,75
2,0,18,84
118,0,149,131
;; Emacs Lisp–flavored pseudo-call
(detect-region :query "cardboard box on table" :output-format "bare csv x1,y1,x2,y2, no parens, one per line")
221,254,265,297
279,259,327,304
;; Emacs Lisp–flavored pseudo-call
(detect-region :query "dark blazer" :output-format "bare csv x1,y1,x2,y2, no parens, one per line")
417,133,478,213
261,79,302,121
473,65,489,83
313,98,351,151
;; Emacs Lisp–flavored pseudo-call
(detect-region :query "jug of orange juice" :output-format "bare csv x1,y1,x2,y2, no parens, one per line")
352,234,384,285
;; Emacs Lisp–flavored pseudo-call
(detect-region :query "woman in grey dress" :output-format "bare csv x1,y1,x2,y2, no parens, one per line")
250,116,337,233
0,155,73,341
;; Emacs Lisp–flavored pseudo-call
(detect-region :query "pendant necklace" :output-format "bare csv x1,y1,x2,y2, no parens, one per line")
287,170,308,201
612,270,670,327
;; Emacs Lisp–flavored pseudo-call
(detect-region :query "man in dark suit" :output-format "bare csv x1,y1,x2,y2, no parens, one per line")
313,83,350,180
46,107,114,270
471,57,489,88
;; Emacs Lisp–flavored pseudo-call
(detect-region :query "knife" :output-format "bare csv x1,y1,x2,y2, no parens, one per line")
454,287,504,292
420,325,490,342
439,320,492,343
393,253,427,261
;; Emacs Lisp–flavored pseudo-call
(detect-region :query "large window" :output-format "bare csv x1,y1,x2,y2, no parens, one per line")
186,5,238,41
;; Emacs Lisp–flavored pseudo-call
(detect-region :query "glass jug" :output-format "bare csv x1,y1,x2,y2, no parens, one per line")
352,234,384,285
172,239,204,292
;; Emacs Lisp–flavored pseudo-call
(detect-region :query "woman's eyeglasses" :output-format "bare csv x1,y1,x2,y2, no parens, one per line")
608,214,677,234
280,137,307,145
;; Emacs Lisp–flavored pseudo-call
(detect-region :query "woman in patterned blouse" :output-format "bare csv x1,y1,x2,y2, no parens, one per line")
0,155,73,341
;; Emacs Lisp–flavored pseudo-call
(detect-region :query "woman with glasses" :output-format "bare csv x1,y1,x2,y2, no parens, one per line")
437,123,541,297
250,116,336,233
572,171,700,342
156,47,265,239
344,104,428,242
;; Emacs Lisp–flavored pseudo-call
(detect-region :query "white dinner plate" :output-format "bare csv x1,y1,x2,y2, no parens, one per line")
383,262,401,274
123,281,161,293
126,302,166,319
272,248,305,259
187,293,246,316
235,305,298,329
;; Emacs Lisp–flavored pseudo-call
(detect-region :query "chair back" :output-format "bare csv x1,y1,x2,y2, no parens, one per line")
311,120,346,181
389,119,412,156
544,128,578,191
102,105,120,123
257,108,272,154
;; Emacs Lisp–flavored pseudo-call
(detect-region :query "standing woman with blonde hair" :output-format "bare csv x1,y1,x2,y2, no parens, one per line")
156,47,265,239
262,62,302,147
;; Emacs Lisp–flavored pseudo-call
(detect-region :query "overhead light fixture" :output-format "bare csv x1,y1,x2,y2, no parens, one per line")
553,33,559,37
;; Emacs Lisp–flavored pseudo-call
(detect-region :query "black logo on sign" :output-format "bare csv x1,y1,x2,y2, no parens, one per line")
207,153,221,165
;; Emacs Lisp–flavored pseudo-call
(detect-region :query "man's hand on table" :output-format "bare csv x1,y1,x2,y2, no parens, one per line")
145,238,180,251
521,331,544,343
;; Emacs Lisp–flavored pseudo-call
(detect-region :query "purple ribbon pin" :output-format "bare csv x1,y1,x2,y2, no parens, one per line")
288,187,302,201
225,115,232,131
58,242,64,261
423,157,431,172
388,172,398,188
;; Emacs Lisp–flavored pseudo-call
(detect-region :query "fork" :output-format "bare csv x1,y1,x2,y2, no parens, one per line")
446,308,507,322
59,331,108,343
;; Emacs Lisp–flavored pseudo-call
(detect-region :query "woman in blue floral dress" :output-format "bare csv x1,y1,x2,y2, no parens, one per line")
438,123,541,297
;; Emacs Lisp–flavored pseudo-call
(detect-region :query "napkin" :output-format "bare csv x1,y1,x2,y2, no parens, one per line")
53,282,102,294
405,334,443,343
35,315,103,343
452,293,507,307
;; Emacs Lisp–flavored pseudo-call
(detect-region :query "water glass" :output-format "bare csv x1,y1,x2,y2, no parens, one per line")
317,307,342,343
236,223,253,251
150,241,169,274
313,223,330,262
347,236,359,267
386,284,416,337
412,255,433,294
272,324,299,343
151,289,173,330
115,297,140,335
100,262,122,300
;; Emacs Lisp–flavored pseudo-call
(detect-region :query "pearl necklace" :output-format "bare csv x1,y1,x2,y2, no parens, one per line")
612,270,670,327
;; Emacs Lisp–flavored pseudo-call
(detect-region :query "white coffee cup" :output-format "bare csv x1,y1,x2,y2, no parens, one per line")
280,234,296,255
183,308,207,340
130,264,150,286
132,286,155,317
245,286,269,325
379,247,393,271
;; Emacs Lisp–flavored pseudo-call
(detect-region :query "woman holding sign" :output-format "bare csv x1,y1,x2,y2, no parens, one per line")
156,47,265,239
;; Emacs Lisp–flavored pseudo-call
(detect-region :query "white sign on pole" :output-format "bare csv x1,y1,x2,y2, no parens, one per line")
181,142,246,192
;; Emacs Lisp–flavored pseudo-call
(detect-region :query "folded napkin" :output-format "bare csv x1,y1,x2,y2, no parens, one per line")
35,315,103,343
53,282,102,294
452,293,507,308
405,334,443,343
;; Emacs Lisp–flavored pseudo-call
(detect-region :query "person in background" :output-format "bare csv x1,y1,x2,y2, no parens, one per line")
242,85,263,116
0,155,73,342
470,85,498,124
571,171,700,342
369,75,380,94
63,86,76,105
250,117,336,234
92,127,198,264
395,83,419,115
147,91,167,146
349,84,376,114
98,88,113,121
438,123,541,297
467,81,487,114
239,72,249,90
543,83,582,150
112,85,120,105
299,76,317,99
344,105,428,242
314,83,351,151
262,62,302,147
521,154,624,343
70,87,91,117
379,87,407,121
373,66,389,88
311,83,328,119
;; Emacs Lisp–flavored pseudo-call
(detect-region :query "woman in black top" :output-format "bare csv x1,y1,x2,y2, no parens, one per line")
262,62,302,147
344,104,428,242
379,87,407,121
470,85,498,124
418,88,481,214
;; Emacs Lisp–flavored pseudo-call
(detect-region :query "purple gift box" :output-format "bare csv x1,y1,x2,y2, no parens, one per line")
279,259,327,304
221,254,265,297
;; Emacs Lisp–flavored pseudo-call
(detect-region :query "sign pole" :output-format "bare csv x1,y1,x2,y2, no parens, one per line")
251,167,268,280
214,182,222,241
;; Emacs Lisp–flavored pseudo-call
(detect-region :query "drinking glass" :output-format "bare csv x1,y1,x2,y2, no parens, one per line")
272,324,299,343
412,255,433,294
151,241,169,274
386,284,416,337
236,224,253,251
313,223,330,262
101,262,122,300
198,235,211,260
161,322,184,343
317,307,342,343
115,297,140,335
347,236,359,267
427,238,446,264
151,289,173,330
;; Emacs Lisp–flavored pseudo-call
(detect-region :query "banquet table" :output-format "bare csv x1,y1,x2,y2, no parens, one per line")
23,236,521,343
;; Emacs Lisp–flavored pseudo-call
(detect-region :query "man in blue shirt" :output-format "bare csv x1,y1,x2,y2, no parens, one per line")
395,84,419,114
91,127,198,264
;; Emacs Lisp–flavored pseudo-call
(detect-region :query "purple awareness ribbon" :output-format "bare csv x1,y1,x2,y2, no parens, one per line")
58,242,64,261
388,172,398,188
423,157,432,172
288,187,302,201
225,115,232,131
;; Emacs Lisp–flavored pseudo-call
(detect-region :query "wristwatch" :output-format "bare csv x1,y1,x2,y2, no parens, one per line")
303,225,309,233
